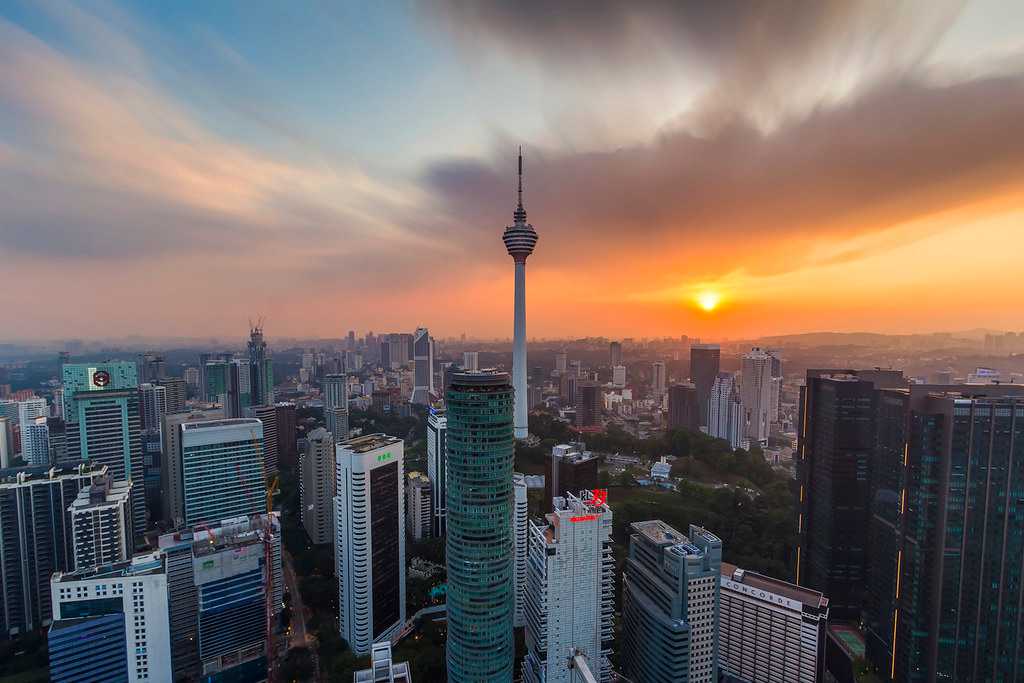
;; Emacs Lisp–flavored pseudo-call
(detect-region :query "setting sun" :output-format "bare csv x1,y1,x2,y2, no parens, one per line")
696,291,721,311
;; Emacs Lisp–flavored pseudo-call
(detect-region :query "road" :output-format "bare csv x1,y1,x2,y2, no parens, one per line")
283,549,310,649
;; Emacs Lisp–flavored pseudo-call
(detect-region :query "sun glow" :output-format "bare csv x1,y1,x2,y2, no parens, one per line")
696,291,721,311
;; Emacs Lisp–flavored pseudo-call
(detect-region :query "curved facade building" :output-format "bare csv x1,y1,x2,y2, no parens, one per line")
445,371,515,682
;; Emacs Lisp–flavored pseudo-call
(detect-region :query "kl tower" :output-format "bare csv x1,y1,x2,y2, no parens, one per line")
503,147,538,440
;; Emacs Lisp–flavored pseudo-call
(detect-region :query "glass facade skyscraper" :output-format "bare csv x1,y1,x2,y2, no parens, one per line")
180,418,265,528
445,371,515,683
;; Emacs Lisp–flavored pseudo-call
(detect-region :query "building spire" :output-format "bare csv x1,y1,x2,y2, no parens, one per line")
514,145,527,226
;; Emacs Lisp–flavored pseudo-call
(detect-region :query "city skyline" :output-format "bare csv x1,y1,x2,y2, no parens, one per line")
2,1,1024,340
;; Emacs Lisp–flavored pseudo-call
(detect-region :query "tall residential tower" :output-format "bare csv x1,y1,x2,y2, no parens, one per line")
503,149,538,439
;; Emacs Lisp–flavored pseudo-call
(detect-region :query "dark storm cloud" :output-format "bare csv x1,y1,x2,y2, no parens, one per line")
422,73,1024,275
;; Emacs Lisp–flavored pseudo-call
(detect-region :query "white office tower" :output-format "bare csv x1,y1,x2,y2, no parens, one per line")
523,491,614,683
48,552,172,683
651,362,667,399
513,472,529,628
406,471,432,541
719,562,829,683
69,475,133,571
740,348,774,446
426,407,447,537
321,373,348,440
462,351,479,372
22,416,50,466
612,365,626,388
411,327,435,405
555,352,568,374
19,398,49,465
335,434,406,654
300,427,335,545
503,149,539,439
708,373,747,450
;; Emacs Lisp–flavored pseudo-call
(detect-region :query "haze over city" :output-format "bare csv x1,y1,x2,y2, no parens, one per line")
2,1,1024,341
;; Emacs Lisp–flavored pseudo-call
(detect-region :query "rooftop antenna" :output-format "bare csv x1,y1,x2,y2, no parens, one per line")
514,145,527,225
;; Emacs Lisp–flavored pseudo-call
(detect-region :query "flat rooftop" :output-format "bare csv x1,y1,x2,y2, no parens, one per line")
0,464,105,487
182,418,261,431
721,561,827,609
339,432,402,454
54,553,163,583
633,520,688,547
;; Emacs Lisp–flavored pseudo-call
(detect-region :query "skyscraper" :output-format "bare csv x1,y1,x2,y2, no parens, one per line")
48,552,172,683
426,406,447,537
544,443,599,507
651,361,667,400
719,562,829,683
609,341,623,367
523,491,614,683
864,385,1024,681
575,380,602,427
411,327,435,405
446,371,515,682
612,364,627,388
249,403,279,474
621,521,722,683
62,362,145,534
321,373,348,439
0,416,9,468
18,397,49,465
69,475,133,571
161,407,224,528
248,324,274,407
0,463,103,636
795,369,906,620
275,402,298,468
740,347,774,446
405,471,432,541
300,427,335,545
503,149,538,440
667,383,700,432
462,351,479,372
708,373,746,450
155,377,186,414
512,472,528,629
335,434,406,655
180,418,265,527
690,344,721,427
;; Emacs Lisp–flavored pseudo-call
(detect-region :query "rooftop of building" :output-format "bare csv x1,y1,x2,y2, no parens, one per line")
339,432,402,453
720,561,827,609
53,552,164,583
407,471,429,485
632,520,720,557
0,463,105,487
158,513,279,553
182,417,261,431
70,477,132,510
552,443,598,463
449,369,511,387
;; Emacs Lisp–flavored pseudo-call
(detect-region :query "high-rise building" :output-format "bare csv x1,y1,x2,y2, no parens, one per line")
180,418,265,528
204,360,228,404
138,352,167,383
426,406,447,537
412,327,435,405
555,352,568,375
321,373,348,439
335,433,406,655
138,383,167,515
155,377,186,414
18,397,49,465
503,149,539,440
575,381,602,427
795,369,906,621
275,402,298,468
48,552,172,683
544,443,599,507
559,372,578,408
405,471,432,542
0,416,9,468
354,642,412,683
446,371,515,682
138,383,167,436
0,464,103,636
513,472,528,629
225,359,253,418
690,344,721,427
668,383,700,432
248,324,274,407
184,366,200,389
523,491,614,683
250,403,279,474
161,407,223,528
609,341,623,367
621,521,722,683
47,417,67,466
651,361,667,400
708,373,746,450
462,351,479,372
62,362,145,535
863,385,1024,681
740,348,774,446
300,427,335,545
22,415,50,466
719,562,829,683
612,364,627,388
69,475,133,571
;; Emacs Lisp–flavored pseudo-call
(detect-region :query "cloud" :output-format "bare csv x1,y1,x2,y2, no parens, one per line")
423,73,1024,283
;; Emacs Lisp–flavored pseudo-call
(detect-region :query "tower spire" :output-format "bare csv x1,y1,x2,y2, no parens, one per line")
514,145,527,226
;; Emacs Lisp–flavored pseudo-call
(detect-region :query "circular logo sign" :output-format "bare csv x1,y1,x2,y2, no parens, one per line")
92,370,111,388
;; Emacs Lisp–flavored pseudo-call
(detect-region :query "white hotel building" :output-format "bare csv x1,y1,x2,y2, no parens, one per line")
718,562,829,683
523,491,614,683
335,433,406,655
